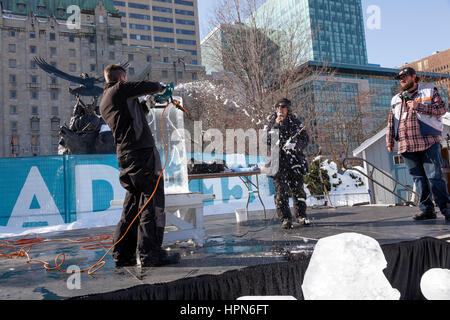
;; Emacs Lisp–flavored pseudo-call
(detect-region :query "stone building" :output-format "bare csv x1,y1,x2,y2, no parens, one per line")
114,0,201,66
0,0,204,157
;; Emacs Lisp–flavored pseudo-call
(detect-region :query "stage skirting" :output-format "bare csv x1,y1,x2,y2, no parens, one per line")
72,237,450,300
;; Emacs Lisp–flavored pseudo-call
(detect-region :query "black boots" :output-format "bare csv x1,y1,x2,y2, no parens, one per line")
442,204,450,222
297,217,311,226
413,210,437,221
114,258,137,268
281,219,293,229
139,250,181,267
115,251,181,268
281,216,311,229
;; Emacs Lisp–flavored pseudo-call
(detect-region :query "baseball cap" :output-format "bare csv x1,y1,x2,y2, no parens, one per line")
396,67,416,80
275,98,291,108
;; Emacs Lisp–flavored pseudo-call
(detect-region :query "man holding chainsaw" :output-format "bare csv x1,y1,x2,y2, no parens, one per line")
100,64,180,267
266,98,310,229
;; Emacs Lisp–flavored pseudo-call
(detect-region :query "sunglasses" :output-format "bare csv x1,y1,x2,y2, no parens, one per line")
276,104,288,108
398,74,410,81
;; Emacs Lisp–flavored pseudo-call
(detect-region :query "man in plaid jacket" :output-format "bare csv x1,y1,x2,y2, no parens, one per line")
386,67,450,222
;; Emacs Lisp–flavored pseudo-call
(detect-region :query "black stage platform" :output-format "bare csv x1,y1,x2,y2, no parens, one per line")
1,205,449,300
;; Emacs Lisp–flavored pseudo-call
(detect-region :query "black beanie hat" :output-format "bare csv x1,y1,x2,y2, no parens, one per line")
275,98,291,107
275,98,292,113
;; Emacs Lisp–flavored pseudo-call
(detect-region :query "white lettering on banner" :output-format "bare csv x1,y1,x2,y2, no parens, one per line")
203,178,222,202
75,165,126,214
228,177,246,202
202,177,249,203
8,166,63,228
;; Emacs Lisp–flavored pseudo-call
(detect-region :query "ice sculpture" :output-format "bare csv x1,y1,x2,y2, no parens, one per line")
420,268,450,300
302,233,400,300
147,97,189,194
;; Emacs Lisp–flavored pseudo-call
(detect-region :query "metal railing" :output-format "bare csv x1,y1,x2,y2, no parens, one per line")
343,157,419,206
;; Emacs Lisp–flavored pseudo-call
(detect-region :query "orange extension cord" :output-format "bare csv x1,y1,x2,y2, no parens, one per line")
0,99,187,276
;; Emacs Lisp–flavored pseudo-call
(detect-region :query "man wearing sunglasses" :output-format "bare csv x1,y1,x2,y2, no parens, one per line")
386,67,450,222
266,98,310,229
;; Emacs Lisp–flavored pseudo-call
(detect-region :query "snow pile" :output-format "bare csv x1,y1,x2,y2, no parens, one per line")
420,268,450,300
318,158,367,193
302,233,400,300
0,207,123,239
305,158,369,207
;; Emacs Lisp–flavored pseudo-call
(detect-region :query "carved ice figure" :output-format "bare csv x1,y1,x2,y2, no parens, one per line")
302,233,400,300
420,268,450,300
147,98,189,194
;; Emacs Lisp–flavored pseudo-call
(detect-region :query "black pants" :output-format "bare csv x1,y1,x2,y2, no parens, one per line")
112,148,166,264
273,172,307,222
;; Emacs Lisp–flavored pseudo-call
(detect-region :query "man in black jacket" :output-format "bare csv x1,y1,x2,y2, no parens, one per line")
100,64,180,267
266,98,310,229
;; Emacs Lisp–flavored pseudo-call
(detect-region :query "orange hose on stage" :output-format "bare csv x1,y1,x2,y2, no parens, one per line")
0,99,185,276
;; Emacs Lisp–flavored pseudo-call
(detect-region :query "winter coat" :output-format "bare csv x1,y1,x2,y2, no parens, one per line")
100,80,164,157
265,112,309,179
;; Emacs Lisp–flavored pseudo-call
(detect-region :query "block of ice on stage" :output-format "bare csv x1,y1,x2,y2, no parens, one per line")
420,268,450,300
147,100,189,194
302,233,400,300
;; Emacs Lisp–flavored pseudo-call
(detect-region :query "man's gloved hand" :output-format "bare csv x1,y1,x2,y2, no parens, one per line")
284,142,296,151
155,82,174,102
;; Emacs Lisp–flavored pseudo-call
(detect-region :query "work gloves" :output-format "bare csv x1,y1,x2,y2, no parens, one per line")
284,142,296,151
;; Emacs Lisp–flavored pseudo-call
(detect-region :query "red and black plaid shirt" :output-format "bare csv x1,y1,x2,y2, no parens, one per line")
386,88,447,154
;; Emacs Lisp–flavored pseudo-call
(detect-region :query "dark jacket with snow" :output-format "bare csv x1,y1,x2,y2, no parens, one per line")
266,112,309,179
100,80,164,157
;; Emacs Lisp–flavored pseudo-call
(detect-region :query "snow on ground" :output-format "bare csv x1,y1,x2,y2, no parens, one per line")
316,158,369,207
0,207,123,239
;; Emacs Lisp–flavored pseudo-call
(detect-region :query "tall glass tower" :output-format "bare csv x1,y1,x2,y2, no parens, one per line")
251,0,368,65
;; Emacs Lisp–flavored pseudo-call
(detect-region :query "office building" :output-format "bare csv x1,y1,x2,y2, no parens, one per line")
402,49,450,96
251,0,368,66
113,0,201,65
202,0,368,75
293,61,449,155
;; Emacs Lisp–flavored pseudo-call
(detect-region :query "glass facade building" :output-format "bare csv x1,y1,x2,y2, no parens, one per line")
202,0,450,157
251,0,368,65
249,0,448,154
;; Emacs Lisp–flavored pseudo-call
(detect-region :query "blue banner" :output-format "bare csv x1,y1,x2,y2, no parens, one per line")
0,154,274,229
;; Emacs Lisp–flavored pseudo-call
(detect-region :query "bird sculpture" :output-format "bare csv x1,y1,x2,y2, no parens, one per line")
34,57,129,97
